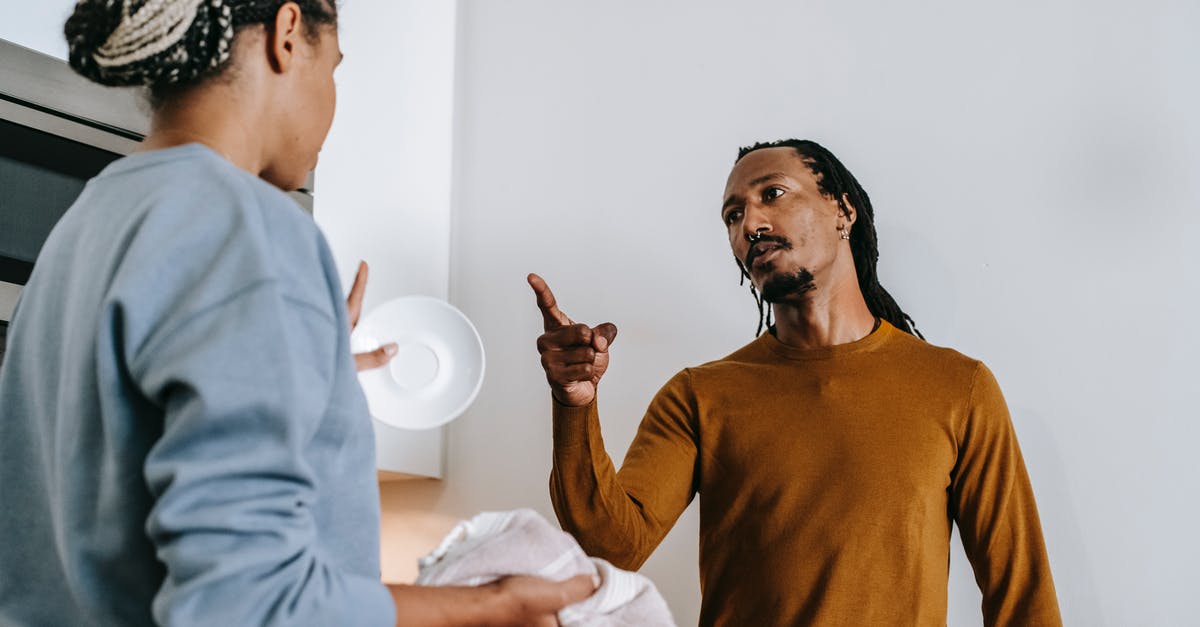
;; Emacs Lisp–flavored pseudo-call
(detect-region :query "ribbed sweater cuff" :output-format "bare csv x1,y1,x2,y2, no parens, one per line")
552,396,597,450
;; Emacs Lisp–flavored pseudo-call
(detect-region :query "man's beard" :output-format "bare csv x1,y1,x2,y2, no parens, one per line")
760,268,816,303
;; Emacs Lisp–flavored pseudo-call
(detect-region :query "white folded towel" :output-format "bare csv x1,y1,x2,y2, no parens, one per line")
416,509,676,626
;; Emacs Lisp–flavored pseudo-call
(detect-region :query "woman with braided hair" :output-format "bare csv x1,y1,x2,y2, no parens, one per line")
0,2,592,625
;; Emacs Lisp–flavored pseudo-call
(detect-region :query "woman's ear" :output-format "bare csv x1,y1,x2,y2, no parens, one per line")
266,2,305,73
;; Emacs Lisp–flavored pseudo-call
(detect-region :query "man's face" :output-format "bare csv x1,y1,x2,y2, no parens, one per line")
721,147,849,303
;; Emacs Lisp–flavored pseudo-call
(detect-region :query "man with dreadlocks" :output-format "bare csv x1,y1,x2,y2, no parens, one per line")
529,139,1061,626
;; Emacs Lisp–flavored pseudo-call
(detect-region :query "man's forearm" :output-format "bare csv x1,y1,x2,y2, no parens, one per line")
549,397,671,571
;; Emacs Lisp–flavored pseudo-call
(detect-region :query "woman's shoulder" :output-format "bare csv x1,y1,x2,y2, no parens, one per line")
92,145,340,319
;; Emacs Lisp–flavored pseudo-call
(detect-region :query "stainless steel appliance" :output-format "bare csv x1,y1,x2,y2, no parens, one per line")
1,39,150,362
0,39,314,363
1,39,147,291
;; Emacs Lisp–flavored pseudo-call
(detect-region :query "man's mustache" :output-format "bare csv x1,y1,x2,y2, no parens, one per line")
744,234,792,269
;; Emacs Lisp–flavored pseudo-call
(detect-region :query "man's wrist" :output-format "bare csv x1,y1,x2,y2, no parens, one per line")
552,395,596,449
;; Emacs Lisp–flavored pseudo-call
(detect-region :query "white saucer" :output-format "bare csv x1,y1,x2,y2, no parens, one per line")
351,296,485,430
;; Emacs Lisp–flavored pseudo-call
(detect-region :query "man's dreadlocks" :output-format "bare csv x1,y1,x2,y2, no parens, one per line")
735,139,924,339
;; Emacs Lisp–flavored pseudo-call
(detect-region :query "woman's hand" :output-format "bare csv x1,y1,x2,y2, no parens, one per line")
346,261,398,371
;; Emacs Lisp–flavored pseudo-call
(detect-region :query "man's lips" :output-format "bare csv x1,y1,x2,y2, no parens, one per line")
746,241,785,269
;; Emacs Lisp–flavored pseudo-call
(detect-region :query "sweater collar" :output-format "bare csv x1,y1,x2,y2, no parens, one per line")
759,318,895,361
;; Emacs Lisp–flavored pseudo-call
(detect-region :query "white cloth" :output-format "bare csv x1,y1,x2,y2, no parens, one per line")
416,509,675,626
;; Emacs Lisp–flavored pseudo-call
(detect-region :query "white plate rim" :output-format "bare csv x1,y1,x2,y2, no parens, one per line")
354,295,486,430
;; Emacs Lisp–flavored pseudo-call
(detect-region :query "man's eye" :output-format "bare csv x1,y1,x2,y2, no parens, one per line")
724,210,742,225
762,187,784,202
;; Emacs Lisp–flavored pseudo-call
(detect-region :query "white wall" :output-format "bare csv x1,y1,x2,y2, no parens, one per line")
314,0,458,478
315,0,456,305
4,1,1197,624
0,2,70,59
411,1,1198,625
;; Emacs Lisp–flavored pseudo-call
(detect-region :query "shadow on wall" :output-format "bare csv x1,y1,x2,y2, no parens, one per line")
1009,406,1102,626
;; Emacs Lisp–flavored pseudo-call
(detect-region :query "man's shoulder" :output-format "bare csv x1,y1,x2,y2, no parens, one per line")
881,330,1009,405
888,328,982,368
689,334,768,372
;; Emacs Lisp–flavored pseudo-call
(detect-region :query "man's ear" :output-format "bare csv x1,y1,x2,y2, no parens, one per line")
266,1,305,73
839,192,858,227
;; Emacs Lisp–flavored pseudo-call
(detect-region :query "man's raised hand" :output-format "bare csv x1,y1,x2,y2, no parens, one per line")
528,273,618,407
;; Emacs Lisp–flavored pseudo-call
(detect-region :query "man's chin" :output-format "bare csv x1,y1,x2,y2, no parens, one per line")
760,269,816,303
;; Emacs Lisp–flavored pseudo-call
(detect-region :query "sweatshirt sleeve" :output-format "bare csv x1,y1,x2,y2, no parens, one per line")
128,280,395,627
950,362,1062,627
550,369,700,570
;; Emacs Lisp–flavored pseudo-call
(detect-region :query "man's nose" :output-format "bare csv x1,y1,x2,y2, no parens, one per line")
742,205,772,242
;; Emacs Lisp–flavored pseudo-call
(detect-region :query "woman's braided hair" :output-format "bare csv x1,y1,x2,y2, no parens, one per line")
735,139,924,339
65,0,336,101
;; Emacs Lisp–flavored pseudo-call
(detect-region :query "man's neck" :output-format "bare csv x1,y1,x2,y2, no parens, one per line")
770,279,877,349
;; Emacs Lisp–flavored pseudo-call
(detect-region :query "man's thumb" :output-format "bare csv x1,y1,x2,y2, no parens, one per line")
591,323,618,351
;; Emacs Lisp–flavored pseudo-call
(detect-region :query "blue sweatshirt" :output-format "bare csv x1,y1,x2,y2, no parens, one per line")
0,144,395,626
